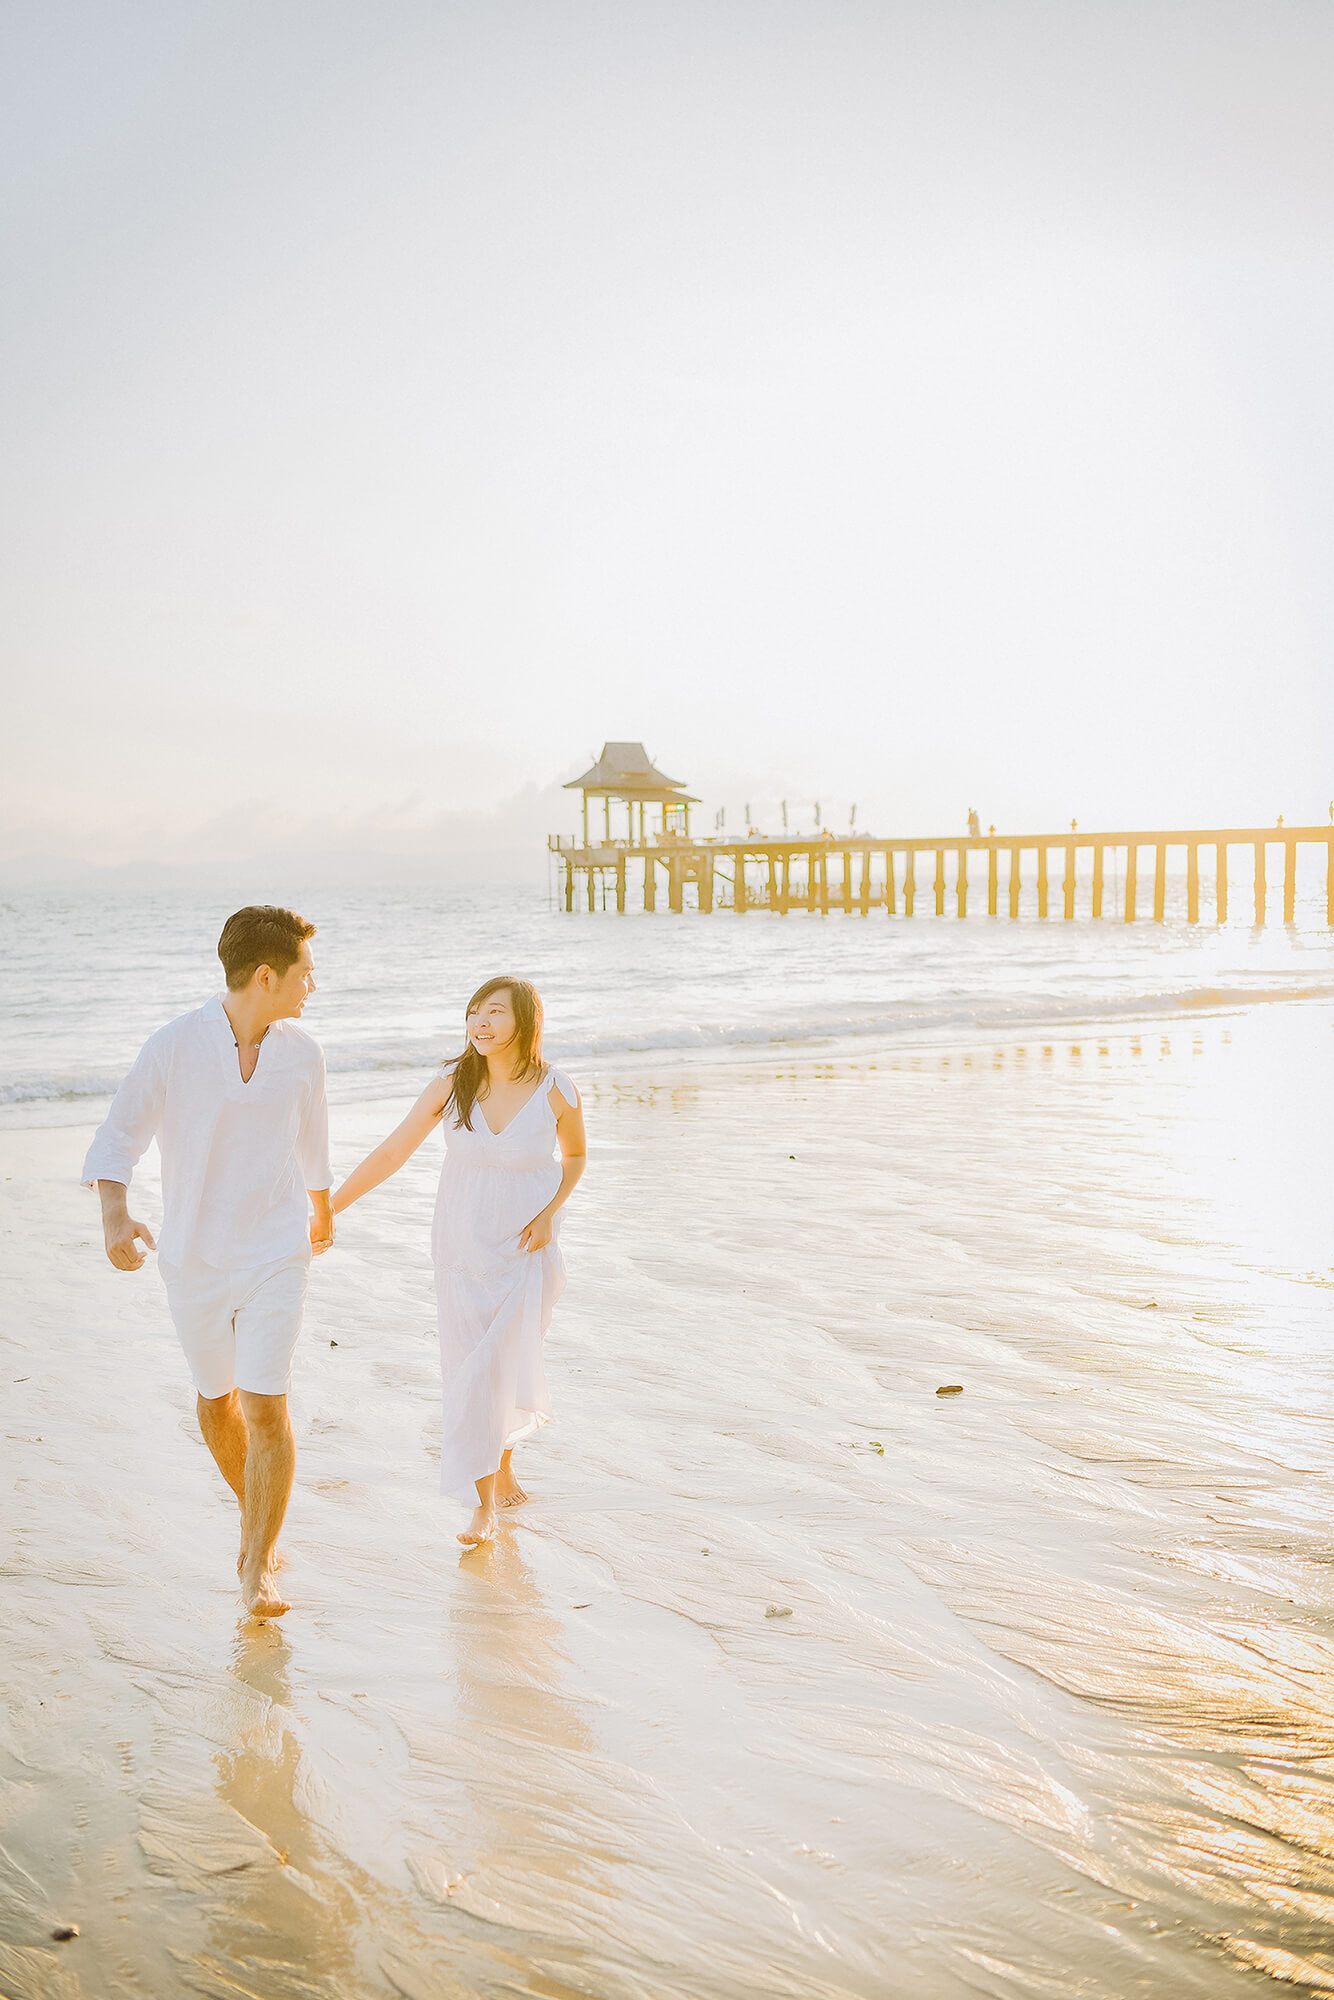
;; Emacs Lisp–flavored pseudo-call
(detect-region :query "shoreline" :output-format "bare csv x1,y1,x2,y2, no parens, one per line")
4,982,1331,1133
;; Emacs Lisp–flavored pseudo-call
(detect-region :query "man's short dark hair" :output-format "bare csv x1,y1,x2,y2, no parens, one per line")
217,906,316,990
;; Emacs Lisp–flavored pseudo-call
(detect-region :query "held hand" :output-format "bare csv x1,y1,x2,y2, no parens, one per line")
518,1210,553,1254
309,1192,336,1256
105,1215,155,1271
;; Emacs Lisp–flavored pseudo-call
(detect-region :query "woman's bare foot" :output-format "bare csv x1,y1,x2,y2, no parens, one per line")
494,1463,528,1508
458,1507,496,1548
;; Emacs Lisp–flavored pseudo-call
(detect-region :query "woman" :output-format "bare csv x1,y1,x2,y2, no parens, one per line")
332,977,586,1547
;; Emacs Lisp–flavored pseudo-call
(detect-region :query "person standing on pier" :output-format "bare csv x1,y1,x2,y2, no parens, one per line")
82,906,334,1620
332,977,586,1548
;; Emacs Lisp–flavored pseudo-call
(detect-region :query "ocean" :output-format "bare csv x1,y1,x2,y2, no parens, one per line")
2,873,1332,1117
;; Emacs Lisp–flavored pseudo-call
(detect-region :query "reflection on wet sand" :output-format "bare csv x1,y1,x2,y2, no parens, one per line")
191,1538,623,1999
402,1536,608,1942
203,1625,367,1997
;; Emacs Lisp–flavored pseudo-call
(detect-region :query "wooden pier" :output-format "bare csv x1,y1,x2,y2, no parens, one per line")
550,826,1334,923
550,752,1333,923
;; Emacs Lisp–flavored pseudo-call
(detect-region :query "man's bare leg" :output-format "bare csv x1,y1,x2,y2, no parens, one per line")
236,1391,295,1617
195,1394,288,1575
493,1449,527,1508
196,1391,252,1571
197,1390,248,1502
459,1471,497,1548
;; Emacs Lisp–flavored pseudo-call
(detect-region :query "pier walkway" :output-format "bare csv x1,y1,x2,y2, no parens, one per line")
548,826,1334,924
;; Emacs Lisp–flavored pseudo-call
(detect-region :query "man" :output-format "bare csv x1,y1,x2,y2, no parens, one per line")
83,905,334,1619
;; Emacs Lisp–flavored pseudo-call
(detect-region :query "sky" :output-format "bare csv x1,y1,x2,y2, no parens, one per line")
3,0,1332,877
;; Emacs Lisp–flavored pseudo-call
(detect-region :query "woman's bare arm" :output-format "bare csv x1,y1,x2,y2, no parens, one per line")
333,1076,451,1213
518,1086,587,1252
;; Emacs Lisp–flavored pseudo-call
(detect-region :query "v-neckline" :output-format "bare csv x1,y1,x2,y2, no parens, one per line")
219,999,269,1086
477,1073,547,1138
235,1035,267,1087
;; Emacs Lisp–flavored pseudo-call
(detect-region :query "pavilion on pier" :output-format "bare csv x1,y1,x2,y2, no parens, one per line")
564,741,698,845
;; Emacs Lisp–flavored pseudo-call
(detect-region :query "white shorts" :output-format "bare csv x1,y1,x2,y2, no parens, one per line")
158,1252,311,1400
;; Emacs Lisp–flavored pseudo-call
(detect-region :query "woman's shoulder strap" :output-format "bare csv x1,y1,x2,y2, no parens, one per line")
546,1065,579,1106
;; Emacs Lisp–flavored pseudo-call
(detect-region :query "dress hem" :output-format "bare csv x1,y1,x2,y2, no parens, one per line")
439,1409,551,1501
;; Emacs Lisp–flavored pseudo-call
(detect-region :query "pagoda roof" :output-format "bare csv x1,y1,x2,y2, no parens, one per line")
564,741,696,801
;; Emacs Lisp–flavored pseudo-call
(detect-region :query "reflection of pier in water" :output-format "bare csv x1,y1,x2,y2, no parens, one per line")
551,748,1334,923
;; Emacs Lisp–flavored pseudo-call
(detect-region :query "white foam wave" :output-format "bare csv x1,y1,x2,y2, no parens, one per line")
0,1070,139,1107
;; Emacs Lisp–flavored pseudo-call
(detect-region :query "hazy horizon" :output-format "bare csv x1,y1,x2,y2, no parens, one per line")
5,1,1333,880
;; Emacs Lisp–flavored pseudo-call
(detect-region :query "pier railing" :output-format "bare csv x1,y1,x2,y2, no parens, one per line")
547,826,1334,924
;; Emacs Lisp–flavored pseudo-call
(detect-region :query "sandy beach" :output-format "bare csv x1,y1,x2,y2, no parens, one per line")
3,1001,1334,1999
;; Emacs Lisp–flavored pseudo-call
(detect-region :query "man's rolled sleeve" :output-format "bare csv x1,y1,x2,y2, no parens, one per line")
81,1039,166,1190
297,1052,332,1192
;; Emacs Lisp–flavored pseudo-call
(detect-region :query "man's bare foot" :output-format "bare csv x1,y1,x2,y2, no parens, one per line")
240,1560,290,1619
494,1463,528,1508
458,1507,496,1548
237,1539,286,1576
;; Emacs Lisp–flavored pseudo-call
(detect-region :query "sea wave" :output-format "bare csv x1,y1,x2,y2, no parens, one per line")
556,978,1334,1059
0,1070,137,1107
5,976,1330,1109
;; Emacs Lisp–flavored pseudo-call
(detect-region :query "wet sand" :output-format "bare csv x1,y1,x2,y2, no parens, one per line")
3,1003,1334,1999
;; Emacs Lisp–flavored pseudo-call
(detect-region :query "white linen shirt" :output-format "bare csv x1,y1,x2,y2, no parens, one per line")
81,994,332,1269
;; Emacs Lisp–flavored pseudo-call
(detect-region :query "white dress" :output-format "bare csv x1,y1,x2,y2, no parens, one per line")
431,1064,576,1501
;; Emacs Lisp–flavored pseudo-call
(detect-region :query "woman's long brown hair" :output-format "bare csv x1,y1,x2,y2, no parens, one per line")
443,976,545,1129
